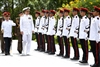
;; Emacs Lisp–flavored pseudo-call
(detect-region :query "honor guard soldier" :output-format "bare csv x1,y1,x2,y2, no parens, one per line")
34,11,40,51
0,17,5,54
15,12,23,54
69,7,80,60
56,9,64,56
62,8,71,58
38,10,46,52
1,12,16,55
79,7,89,63
20,7,34,55
47,10,56,55
42,10,49,52
44,10,50,53
88,12,93,52
89,6,100,67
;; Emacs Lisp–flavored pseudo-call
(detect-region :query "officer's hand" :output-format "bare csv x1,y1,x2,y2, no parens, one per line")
15,33,17,36
98,31,100,33
1,29,4,33
74,31,78,34
84,30,88,33
53,28,56,30
20,31,23,35
66,28,69,31
32,31,34,33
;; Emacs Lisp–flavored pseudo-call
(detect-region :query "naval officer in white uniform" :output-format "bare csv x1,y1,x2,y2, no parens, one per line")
20,7,34,55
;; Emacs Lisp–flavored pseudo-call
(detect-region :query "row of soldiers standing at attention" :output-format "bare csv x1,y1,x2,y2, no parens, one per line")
34,6,100,67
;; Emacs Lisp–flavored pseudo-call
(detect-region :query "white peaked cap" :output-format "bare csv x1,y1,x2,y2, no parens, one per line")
22,7,30,11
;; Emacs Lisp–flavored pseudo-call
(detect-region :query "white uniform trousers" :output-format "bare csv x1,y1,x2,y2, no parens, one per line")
22,33,32,55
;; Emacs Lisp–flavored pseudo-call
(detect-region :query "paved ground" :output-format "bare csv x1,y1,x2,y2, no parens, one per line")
0,40,94,67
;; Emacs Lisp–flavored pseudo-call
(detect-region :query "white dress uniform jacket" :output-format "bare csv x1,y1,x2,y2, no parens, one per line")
20,14,34,55
62,15,71,37
69,15,79,38
38,16,45,34
97,17,100,42
47,16,56,35
20,14,34,34
56,17,63,36
34,16,40,33
1,20,16,38
79,15,89,39
89,16,100,41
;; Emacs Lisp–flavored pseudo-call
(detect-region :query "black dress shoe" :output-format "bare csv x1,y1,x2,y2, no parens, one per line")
1,52,4,54
48,52,55,55
18,51,22,54
70,57,79,60
63,55,69,58
39,49,45,52
79,60,87,63
5,53,10,56
56,54,63,56
34,49,40,51
90,64,99,67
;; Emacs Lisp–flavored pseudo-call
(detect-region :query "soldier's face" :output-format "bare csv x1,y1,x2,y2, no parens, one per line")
80,11,85,16
50,13,53,17
40,12,45,16
4,16,10,20
25,9,30,15
93,11,99,16
72,11,77,16
46,13,49,17
64,12,68,16
35,14,38,17
59,13,63,17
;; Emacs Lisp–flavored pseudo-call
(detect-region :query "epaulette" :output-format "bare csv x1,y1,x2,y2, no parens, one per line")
68,17,70,18
62,18,64,20
76,16,77,18
38,17,40,19
97,17,99,20
85,17,87,19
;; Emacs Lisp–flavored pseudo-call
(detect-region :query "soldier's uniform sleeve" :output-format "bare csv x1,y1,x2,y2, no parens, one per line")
74,16,79,31
1,22,4,31
11,20,16,26
66,17,71,29
20,17,23,32
31,15,34,31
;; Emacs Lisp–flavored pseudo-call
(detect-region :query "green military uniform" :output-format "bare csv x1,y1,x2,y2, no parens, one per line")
0,17,5,53
15,17,22,54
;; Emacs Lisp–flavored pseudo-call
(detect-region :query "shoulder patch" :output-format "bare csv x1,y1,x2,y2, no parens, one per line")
97,18,99,20
85,17,87,19
68,17,70,18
